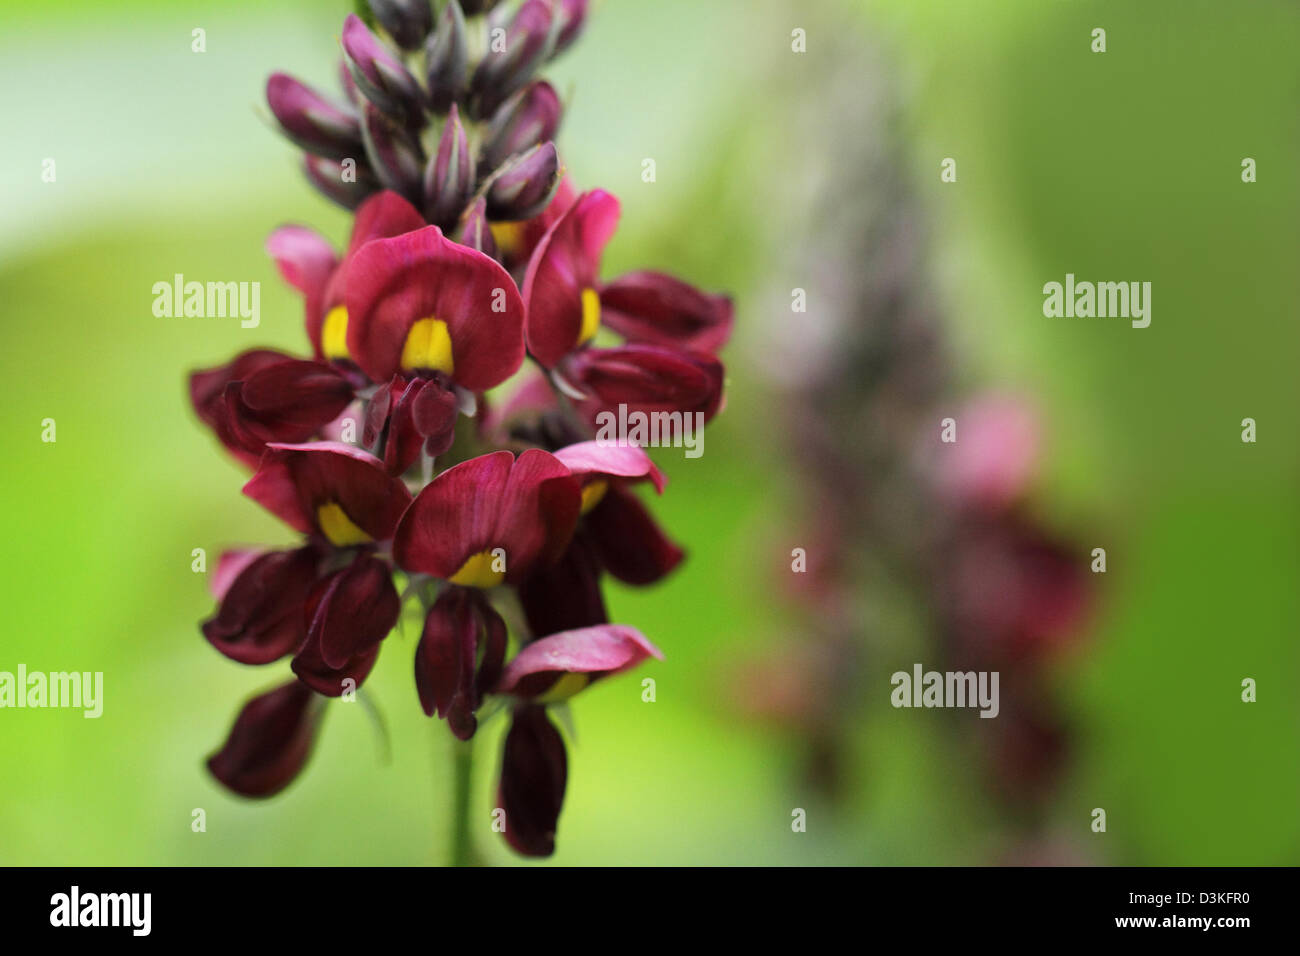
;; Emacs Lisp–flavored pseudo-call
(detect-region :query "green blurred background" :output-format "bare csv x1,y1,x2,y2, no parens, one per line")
1,0,1297,865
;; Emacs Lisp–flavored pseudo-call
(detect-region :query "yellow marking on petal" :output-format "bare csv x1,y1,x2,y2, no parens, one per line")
578,287,601,346
448,550,504,588
489,220,527,258
401,317,455,374
317,502,371,546
579,478,608,515
321,305,350,360
536,672,592,704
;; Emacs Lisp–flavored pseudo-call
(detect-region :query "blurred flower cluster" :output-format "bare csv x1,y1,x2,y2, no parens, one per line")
739,31,1095,857
189,0,731,858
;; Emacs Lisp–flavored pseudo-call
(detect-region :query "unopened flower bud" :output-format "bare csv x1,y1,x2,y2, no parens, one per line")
368,0,433,51
422,104,474,230
481,80,561,171
424,0,469,113
456,197,499,258
470,0,554,118
486,141,560,221
302,154,380,210
266,73,363,160
360,102,426,203
459,0,502,15
342,13,426,127
552,0,589,58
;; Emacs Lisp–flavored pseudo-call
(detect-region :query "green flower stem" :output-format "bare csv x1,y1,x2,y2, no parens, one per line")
449,735,476,866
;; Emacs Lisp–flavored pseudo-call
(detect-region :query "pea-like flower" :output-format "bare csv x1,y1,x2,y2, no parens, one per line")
193,0,730,862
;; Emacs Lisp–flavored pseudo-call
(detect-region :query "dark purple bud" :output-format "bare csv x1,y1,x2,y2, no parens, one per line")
481,80,561,171
339,57,360,104
551,0,589,57
424,0,469,113
459,0,502,15
486,141,560,220
368,0,433,51
302,154,380,210
498,705,567,856
360,102,426,203
471,0,555,118
455,197,498,258
342,13,426,126
266,72,363,160
422,104,474,229
207,681,323,798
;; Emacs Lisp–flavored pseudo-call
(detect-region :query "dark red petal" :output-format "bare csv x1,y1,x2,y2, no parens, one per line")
190,349,292,428
207,681,321,798
202,546,321,665
290,642,381,698
521,189,620,368
585,484,684,586
393,451,514,578
345,225,526,389
495,623,662,698
496,449,581,581
239,361,354,429
346,190,427,256
381,377,430,475
363,376,398,448
475,598,509,698
414,587,480,739
517,534,607,638
243,441,413,540
565,344,725,424
307,555,400,669
291,573,384,697
599,270,734,353
210,549,262,601
498,705,567,856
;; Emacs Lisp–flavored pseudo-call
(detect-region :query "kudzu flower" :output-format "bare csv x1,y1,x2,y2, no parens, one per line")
192,0,731,859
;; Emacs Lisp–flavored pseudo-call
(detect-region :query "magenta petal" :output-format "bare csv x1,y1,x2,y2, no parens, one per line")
308,555,400,670
495,623,662,698
266,225,338,300
551,440,666,493
522,189,620,367
207,681,322,798
345,225,526,389
498,705,566,856
393,450,513,578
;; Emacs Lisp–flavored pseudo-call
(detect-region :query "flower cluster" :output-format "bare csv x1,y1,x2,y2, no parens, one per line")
191,0,731,858
736,33,1094,856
